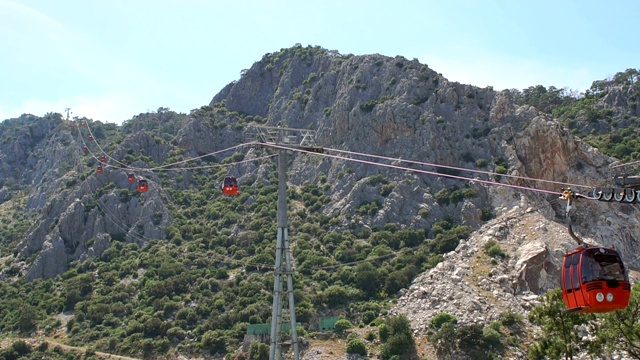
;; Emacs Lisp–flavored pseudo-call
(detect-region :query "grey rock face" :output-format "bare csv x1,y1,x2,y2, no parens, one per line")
1,119,173,280
390,205,562,341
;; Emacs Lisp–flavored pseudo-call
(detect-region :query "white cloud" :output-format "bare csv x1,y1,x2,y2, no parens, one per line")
420,49,593,92
0,92,147,124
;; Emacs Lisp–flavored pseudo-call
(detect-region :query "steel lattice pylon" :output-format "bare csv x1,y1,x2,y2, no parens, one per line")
248,126,323,360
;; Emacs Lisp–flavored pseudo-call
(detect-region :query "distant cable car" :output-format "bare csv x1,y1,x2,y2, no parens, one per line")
97,165,103,174
561,246,630,313
100,155,106,163
222,176,239,195
82,146,88,154
137,179,149,193
89,135,94,141
127,173,136,183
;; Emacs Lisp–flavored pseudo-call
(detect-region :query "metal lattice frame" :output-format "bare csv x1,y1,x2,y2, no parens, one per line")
248,126,322,360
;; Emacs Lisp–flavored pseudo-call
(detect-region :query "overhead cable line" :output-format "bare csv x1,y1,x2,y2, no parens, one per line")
611,159,640,169
82,119,262,172
99,153,278,173
268,143,565,197
147,143,250,171
323,146,592,190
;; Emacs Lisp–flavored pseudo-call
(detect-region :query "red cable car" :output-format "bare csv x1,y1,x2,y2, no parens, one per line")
97,165,103,174
100,155,106,163
82,146,88,154
127,173,136,183
561,246,630,313
222,176,239,196
137,179,149,193
89,135,94,141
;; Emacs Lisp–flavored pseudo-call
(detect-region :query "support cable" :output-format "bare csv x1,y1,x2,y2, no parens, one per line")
270,143,565,197
323,146,592,190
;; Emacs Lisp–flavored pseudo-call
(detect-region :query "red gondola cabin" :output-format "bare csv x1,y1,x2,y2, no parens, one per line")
561,246,630,313
100,155,106,163
222,176,239,196
82,146,88,154
97,165,103,174
89,135,94,141
127,173,136,183
137,179,149,193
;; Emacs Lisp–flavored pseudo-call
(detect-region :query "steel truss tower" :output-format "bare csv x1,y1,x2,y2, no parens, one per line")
251,126,322,360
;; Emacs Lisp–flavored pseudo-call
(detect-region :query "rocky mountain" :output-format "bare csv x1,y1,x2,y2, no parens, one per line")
0,45,639,359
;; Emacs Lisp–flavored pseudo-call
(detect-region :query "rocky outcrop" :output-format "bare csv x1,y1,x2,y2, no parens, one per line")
19,168,171,280
174,112,244,159
0,114,63,188
391,203,568,356
2,119,174,280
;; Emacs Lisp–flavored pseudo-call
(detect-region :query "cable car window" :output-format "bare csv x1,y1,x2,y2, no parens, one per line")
571,254,580,289
593,253,627,281
581,252,598,283
564,267,572,292
224,177,237,186
563,254,575,291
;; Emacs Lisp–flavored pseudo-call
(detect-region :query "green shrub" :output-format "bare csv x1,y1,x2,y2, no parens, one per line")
430,312,457,330
482,327,502,347
379,323,389,342
10,340,31,356
434,188,450,205
248,340,269,360
483,240,497,251
365,331,377,342
360,100,377,112
362,310,377,325
201,329,227,354
346,338,367,355
366,174,388,186
487,244,506,258
481,209,494,221
37,342,49,352
499,310,523,327
356,200,381,216
379,315,415,359
167,327,187,340
380,183,395,196
334,318,353,334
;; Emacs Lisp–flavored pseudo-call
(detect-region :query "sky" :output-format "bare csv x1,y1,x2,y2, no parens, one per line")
1,0,639,124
